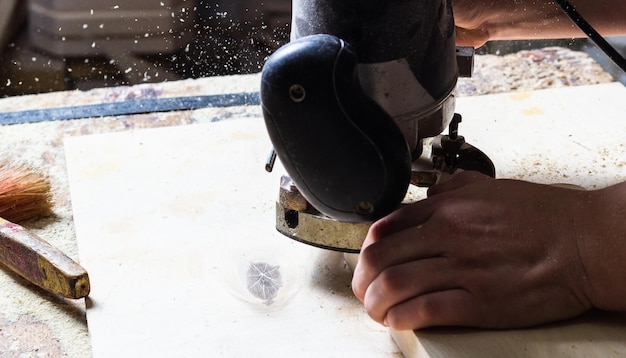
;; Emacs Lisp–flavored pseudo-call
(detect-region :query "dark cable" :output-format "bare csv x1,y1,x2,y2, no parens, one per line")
554,0,626,73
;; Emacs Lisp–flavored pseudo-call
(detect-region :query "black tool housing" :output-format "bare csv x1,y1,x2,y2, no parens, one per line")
261,34,411,222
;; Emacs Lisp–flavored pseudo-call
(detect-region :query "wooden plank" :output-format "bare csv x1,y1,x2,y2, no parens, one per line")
65,82,626,357
392,311,626,358
64,118,399,357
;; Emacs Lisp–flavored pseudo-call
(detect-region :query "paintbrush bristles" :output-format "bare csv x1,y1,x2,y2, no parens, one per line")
0,163,53,223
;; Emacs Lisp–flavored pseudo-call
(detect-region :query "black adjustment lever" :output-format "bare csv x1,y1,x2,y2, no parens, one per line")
433,114,496,178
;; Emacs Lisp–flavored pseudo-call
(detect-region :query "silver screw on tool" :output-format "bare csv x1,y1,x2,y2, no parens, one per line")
265,148,277,172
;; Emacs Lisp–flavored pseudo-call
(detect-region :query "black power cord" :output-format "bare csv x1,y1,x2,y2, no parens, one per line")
555,0,626,73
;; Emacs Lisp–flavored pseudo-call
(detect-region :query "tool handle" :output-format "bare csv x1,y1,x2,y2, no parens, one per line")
0,218,90,298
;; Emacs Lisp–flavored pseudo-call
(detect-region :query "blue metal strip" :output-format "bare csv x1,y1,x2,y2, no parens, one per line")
0,92,261,125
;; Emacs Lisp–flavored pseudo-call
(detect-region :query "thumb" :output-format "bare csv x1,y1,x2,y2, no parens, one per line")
455,27,490,48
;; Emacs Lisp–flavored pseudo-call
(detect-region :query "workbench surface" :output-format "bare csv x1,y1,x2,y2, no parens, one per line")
0,47,617,357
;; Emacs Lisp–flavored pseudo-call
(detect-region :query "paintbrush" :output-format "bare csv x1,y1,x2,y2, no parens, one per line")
0,162,90,299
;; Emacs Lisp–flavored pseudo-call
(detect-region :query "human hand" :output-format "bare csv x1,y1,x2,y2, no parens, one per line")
450,0,598,47
351,171,594,330
451,0,493,47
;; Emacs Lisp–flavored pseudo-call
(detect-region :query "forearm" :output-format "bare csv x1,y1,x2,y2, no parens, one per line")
453,0,626,46
483,0,578,41
579,181,626,311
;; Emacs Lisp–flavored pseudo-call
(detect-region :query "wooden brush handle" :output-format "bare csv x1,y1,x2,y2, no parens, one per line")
0,218,90,299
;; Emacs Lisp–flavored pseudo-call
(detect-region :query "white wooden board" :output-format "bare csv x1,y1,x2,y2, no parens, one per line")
454,83,626,189
65,83,626,357
64,118,397,357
